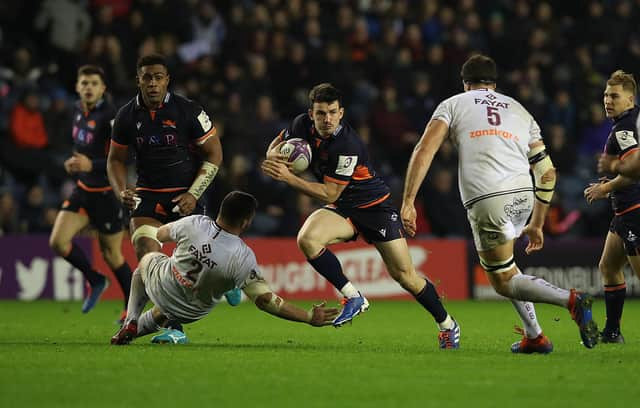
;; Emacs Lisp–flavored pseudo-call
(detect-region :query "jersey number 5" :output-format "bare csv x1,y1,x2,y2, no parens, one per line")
486,107,502,126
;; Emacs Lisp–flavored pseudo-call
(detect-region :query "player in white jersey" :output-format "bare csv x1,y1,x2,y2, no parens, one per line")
401,54,599,352
111,191,339,345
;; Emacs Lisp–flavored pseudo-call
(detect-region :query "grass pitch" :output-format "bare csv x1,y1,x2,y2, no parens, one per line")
1,299,638,408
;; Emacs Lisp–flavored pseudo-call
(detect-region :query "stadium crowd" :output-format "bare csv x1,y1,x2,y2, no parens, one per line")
0,0,637,238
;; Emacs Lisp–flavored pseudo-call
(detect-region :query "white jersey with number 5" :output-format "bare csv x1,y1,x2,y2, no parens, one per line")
431,88,542,208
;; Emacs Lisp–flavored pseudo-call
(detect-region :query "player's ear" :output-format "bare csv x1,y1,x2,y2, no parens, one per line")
308,108,313,119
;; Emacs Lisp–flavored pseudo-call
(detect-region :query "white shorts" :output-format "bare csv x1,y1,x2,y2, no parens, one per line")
139,252,216,323
466,190,534,252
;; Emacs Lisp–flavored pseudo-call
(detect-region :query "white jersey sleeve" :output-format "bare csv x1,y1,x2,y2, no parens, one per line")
430,89,538,207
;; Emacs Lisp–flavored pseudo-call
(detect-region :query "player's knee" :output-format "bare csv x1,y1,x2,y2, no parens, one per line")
479,255,517,296
134,238,158,260
101,248,124,269
598,260,622,281
49,236,70,256
296,232,319,257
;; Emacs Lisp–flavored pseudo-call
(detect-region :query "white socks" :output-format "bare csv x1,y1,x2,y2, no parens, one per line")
506,272,570,307
124,269,149,325
511,300,542,339
137,310,162,337
437,314,455,331
340,282,360,298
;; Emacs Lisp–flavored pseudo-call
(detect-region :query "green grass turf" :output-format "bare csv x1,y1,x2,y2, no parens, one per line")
1,299,638,408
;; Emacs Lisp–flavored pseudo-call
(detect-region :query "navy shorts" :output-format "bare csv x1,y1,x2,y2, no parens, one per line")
325,200,405,243
132,189,205,224
610,211,640,256
61,186,124,234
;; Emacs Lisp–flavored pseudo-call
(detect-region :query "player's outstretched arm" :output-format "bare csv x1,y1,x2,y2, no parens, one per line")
107,142,139,209
243,279,339,326
401,119,448,236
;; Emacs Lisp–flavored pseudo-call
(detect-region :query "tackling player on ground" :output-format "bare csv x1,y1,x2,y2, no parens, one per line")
584,70,640,343
401,54,599,353
261,83,460,349
107,54,232,343
49,65,132,319
111,191,339,345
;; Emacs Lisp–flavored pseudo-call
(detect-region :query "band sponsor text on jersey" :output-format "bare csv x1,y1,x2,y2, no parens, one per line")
469,128,519,141
474,98,510,108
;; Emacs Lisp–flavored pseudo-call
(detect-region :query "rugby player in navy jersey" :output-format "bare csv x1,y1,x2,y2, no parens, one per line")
107,54,226,343
261,83,459,348
586,70,640,343
49,65,133,318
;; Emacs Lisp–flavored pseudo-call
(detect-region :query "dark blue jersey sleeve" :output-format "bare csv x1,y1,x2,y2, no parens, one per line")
111,107,132,147
187,101,216,145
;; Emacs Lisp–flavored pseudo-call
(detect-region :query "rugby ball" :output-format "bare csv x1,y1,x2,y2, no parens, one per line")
280,138,312,174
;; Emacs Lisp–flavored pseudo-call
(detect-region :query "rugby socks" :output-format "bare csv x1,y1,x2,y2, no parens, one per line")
339,282,360,299
604,283,626,332
511,299,543,338
64,243,105,286
137,310,162,337
124,268,148,325
506,272,570,306
112,262,132,307
413,279,449,325
307,248,350,295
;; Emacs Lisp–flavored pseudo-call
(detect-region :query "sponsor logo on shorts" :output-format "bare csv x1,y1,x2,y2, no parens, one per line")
504,196,530,218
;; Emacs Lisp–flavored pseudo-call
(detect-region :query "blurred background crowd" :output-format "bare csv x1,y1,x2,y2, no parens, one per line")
1,0,636,239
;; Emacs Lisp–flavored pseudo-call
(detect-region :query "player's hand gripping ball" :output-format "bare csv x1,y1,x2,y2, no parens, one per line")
279,138,312,174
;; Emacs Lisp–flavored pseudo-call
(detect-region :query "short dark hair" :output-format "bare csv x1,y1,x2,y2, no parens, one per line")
308,83,342,107
607,70,637,96
219,191,258,227
136,53,169,73
77,65,106,83
461,54,497,84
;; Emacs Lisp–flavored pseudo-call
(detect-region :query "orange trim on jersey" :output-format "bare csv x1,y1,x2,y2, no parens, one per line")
150,111,156,121
616,203,640,216
358,193,391,209
620,147,639,160
604,283,627,292
78,207,88,216
135,187,188,192
195,126,217,145
77,180,112,192
351,165,373,181
324,175,350,185
110,139,128,148
155,203,168,216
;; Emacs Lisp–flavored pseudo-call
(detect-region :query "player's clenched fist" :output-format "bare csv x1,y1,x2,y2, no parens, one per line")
120,189,139,210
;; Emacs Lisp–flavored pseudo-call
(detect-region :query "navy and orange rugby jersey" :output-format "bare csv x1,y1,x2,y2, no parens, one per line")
604,105,640,215
280,113,390,209
111,92,216,190
72,98,117,190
